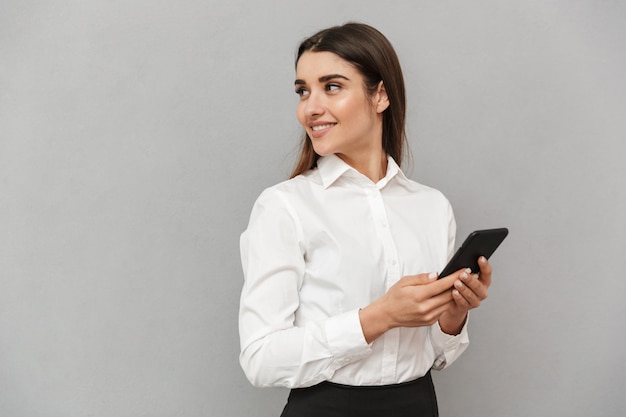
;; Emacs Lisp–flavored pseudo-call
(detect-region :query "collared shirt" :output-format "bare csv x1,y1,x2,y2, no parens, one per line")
239,154,469,389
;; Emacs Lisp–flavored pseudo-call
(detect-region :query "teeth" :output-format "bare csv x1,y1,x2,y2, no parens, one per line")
312,124,334,131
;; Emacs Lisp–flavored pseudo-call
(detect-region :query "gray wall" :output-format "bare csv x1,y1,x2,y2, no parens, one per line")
1,1,625,416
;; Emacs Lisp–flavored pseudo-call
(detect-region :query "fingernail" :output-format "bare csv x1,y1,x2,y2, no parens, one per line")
479,256,487,264
465,268,472,274
428,272,438,280
455,281,463,288
461,272,468,280
453,290,460,297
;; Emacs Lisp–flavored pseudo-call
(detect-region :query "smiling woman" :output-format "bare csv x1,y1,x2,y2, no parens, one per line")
294,51,389,180
238,22,493,417
290,23,408,180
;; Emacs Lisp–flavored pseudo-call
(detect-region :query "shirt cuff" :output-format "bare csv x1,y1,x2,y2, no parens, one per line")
431,316,470,370
325,309,372,367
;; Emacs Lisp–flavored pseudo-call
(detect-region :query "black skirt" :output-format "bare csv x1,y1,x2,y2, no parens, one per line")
279,371,438,417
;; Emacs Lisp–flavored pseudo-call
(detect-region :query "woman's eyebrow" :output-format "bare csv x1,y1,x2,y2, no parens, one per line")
294,74,350,86
319,74,350,83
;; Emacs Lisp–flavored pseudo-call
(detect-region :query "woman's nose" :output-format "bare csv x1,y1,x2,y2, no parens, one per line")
304,92,325,118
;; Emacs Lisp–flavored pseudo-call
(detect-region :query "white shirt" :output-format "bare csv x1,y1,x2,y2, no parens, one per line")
239,154,469,389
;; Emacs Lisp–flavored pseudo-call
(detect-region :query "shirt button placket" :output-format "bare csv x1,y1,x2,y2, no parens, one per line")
373,190,400,289
370,185,402,383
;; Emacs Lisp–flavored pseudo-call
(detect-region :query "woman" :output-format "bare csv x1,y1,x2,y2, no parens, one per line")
239,23,491,417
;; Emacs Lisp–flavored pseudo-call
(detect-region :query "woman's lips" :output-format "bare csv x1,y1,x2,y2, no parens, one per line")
309,123,336,138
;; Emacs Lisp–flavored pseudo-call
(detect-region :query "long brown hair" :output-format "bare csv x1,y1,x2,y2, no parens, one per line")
290,23,408,178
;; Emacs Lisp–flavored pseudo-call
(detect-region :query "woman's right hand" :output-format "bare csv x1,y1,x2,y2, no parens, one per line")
358,272,460,343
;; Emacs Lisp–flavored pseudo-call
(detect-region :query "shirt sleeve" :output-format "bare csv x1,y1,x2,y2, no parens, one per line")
429,316,470,370
429,199,470,370
238,189,372,388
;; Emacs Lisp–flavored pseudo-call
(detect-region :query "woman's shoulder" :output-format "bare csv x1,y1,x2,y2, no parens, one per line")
397,173,449,198
253,170,321,207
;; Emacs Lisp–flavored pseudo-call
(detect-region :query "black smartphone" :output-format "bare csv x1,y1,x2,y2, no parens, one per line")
439,228,509,278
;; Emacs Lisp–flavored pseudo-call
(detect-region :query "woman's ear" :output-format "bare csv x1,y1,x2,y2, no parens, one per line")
375,81,390,113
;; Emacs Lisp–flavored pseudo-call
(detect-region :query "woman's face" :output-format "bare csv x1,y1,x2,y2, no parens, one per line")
295,51,388,164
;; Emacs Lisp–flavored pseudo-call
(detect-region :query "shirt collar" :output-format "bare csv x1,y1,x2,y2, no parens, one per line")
316,154,405,189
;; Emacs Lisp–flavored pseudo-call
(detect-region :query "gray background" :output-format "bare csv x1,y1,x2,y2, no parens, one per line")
1,1,625,416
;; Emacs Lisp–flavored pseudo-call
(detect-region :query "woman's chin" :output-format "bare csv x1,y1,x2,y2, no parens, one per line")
311,145,335,157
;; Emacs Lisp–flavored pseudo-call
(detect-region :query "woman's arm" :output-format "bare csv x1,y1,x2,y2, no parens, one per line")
239,191,371,388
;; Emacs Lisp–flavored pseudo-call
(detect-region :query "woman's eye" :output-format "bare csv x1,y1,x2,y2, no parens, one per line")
326,83,341,92
295,88,309,97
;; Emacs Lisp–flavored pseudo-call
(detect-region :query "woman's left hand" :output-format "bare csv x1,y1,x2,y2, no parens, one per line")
438,256,492,335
